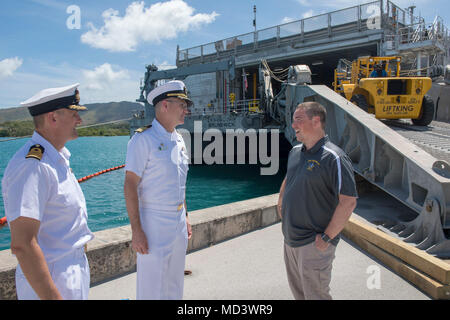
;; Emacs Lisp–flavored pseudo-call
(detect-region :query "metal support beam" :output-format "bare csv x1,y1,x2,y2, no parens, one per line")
147,59,235,84
417,51,422,75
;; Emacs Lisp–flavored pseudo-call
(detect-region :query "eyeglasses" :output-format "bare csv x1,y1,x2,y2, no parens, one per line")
165,99,189,110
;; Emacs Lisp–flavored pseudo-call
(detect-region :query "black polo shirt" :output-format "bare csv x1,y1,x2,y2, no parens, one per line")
281,135,357,247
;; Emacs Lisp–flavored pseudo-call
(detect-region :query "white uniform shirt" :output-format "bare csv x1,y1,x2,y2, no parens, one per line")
1,132,94,263
125,118,189,209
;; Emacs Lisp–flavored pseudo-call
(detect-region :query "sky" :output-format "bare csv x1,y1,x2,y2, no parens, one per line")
0,0,447,109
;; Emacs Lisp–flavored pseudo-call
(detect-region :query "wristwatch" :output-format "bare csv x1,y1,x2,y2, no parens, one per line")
321,233,332,243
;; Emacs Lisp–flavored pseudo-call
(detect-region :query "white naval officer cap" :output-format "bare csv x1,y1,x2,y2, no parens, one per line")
21,83,87,116
146,80,192,107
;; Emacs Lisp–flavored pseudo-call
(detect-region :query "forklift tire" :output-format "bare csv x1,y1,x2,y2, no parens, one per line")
350,94,369,112
412,95,434,126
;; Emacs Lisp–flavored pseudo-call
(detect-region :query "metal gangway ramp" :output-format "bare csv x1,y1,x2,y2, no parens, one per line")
278,83,450,257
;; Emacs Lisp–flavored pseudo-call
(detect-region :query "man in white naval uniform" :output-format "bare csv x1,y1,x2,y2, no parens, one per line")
124,80,193,300
1,84,94,300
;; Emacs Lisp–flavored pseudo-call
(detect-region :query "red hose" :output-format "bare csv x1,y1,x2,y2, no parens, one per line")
77,164,125,183
0,216,7,228
0,165,126,227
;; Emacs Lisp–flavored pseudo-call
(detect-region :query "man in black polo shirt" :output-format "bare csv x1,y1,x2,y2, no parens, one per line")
277,101,357,300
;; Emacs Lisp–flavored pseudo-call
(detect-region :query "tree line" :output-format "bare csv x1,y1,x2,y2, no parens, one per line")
0,120,130,137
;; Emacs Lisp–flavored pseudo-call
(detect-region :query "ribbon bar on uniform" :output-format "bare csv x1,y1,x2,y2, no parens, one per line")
139,202,184,212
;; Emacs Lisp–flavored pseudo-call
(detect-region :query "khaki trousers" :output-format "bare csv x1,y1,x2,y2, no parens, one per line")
283,241,336,300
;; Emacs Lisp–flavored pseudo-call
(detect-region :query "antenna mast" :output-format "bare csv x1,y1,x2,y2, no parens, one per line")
253,5,256,32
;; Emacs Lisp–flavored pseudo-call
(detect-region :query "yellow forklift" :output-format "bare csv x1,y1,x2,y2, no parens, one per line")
333,56,435,126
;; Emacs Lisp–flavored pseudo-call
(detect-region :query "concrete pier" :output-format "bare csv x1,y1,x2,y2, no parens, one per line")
0,190,448,300
0,194,279,300
89,223,430,300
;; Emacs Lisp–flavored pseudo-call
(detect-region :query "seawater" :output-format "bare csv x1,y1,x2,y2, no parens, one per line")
0,136,286,251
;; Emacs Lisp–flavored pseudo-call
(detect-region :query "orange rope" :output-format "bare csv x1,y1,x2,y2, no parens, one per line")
0,164,126,227
77,164,125,183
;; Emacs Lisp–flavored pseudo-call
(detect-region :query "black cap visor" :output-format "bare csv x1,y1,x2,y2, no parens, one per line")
28,94,87,116
152,90,193,107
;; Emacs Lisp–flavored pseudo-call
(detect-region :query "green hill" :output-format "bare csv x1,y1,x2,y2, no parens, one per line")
0,106,31,123
0,101,144,126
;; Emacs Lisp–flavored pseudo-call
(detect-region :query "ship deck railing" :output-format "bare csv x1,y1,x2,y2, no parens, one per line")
384,16,450,51
189,99,263,117
176,0,418,67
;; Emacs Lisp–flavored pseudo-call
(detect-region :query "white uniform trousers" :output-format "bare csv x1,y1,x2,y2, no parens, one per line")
15,247,90,300
137,207,188,300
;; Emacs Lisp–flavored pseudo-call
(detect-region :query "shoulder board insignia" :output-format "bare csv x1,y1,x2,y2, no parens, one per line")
135,125,152,133
26,144,45,161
